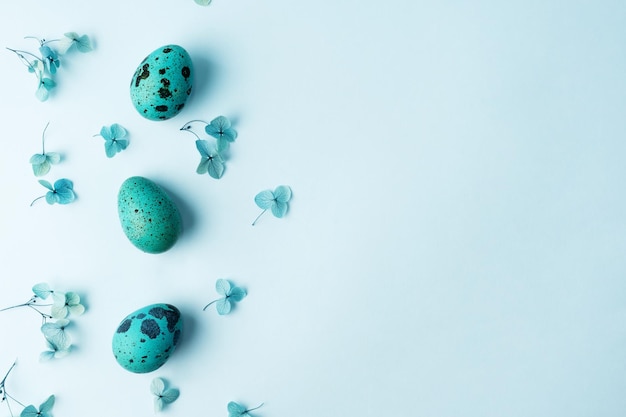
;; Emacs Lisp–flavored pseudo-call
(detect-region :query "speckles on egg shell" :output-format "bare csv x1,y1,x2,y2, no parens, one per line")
112,303,183,373
117,176,182,254
117,319,132,333
141,319,160,339
149,305,181,333
135,63,150,88
130,44,193,121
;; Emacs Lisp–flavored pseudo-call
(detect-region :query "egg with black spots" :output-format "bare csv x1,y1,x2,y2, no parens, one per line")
112,303,183,373
130,44,193,120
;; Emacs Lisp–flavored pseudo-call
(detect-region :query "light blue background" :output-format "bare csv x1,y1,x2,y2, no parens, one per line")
0,1,625,416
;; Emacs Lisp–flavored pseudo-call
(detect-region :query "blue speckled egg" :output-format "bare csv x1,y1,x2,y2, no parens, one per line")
130,44,193,121
112,303,183,373
117,176,182,254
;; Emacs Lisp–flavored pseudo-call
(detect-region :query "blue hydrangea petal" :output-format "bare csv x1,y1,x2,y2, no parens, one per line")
116,139,129,150
20,405,39,417
110,123,127,139
32,283,52,299
215,279,231,295
195,140,211,157
227,402,246,417
254,190,275,209
39,395,55,414
216,298,232,315
36,83,50,101
104,140,117,158
30,153,47,164
196,158,210,174
222,127,237,142
273,185,292,203
207,158,225,179
47,152,61,164
229,287,247,302
32,160,51,176
55,187,76,204
271,200,288,218
100,125,113,140
38,179,53,190
54,178,73,190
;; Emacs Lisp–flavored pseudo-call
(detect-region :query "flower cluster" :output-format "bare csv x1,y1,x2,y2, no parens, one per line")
0,283,85,361
180,116,238,179
28,123,76,207
7,32,93,101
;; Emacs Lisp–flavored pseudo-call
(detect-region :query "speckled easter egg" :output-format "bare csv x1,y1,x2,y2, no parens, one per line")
112,303,183,373
130,44,193,121
117,176,182,254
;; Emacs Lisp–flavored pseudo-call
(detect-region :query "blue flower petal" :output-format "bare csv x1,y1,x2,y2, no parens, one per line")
29,154,47,164
229,287,247,302
110,123,127,139
271,200,288,218
207,158,225,179
38,179,53,191
100,125,112,140
273,185,292,203
45,191,57,205
55,187,76,204
215,279,231,295
216,298,232,315
195,140,212,157
32,161,51,176
116,139,129,150
196,158,210,174
47,152,61,164
54,178,73,190
254,190,275,209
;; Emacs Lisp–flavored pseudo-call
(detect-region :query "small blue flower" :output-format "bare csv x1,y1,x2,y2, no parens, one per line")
227,402,264,417
252,185,292,225
96,123,129,158
40,319,72,361
59,32,93,53
35,77,56,101
203,279,247,315
29,122,60,176
205,116,237,152
196,140,225,179
151,378,179,412
21,395,55,417
31,179,76,206
51,292,85,319
39,46,60,74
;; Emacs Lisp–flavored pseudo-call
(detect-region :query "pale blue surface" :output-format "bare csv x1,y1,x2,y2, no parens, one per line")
0,1,625,416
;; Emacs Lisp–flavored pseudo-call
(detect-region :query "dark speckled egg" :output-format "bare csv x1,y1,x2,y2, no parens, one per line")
117,176,182,254
130,44,193,121
112,303,183,373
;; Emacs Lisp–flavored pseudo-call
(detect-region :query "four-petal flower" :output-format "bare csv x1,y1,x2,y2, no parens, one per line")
21,395,55,417
97,123,129,158
196,140,225,179
205,115,237,152
51,292,85,319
